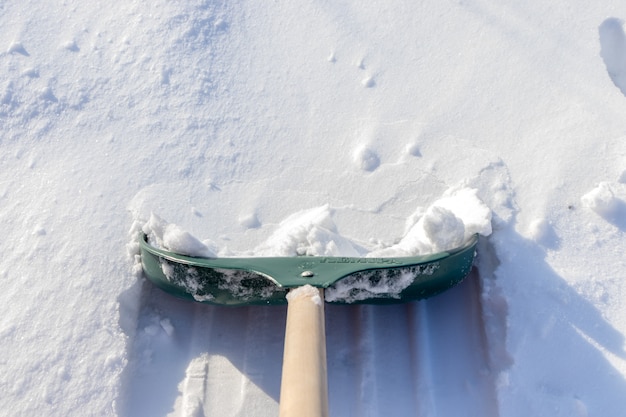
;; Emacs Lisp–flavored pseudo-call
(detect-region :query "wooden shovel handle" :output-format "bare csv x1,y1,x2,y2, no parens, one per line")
279,285,329,417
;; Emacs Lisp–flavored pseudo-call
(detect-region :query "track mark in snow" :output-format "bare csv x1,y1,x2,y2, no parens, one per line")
124,268,500,417
176,354,209,417
475,237,513,375
120,282,200,417
326,270,499,417
599,17,626,96
416,270,499,417
238,308,285,412
122,281,286,417
169,305,284,416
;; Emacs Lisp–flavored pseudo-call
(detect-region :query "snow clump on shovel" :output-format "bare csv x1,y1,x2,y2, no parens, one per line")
369,187,492,257
142,213,217,258
253,204,362,257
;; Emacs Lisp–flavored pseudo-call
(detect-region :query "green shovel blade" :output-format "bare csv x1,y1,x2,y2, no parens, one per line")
139,233,478,306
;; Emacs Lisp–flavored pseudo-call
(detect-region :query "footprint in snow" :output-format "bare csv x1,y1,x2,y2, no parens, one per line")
1,83,15,106
239,212,261,229
581,182,626,229
21,68,39,78
40,87,58,103
404,141,422,157
7,42,29,56
361,76,376,88
353,145,380,172
599,17,626,96
62,40,80,52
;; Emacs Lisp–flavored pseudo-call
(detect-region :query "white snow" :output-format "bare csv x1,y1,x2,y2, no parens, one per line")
286,285,323,306
2,1,626,417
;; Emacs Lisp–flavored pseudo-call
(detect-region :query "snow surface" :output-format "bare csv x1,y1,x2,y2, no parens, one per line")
1,0,626,416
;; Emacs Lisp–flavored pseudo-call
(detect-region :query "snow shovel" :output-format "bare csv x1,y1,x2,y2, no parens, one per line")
139,232,478,417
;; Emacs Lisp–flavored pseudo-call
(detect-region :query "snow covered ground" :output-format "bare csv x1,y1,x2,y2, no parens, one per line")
1,0,625,416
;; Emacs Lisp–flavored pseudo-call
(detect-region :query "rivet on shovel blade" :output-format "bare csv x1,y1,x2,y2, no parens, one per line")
301,271,314,278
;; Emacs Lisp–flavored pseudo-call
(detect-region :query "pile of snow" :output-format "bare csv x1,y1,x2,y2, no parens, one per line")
140,213,217,258
251,204,362,257
137,186,491,259
369,187,492,256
